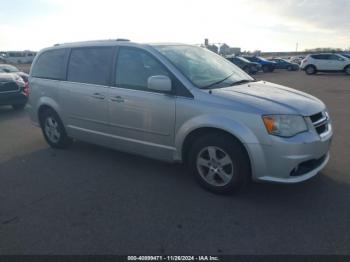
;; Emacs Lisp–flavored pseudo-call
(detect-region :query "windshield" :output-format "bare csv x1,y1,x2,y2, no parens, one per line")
153,45,253,89
0,65,19,72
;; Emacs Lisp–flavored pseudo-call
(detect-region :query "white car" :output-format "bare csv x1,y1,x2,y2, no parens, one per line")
300,53,350,75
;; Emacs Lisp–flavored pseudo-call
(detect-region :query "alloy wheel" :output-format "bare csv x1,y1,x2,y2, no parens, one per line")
44,116,61,143
196,146,234,187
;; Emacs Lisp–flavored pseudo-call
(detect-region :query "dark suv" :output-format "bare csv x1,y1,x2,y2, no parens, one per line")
243,56,276,72
226,56,261,74
0,73,28,110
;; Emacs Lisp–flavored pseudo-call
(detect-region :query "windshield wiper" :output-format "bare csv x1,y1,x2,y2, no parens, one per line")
201,72,235,89
230,79,255,86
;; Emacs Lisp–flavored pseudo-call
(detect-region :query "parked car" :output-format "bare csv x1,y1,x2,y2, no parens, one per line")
226,56,261,74
0,64,29,82
28,41,332,194
300,53,350,75
269,58,299,71
242,56,276,72
0,72,29,110
0,51,36,64
288,56,305,65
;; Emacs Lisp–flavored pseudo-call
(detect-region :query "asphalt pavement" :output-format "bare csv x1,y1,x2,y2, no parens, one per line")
0,70,349,254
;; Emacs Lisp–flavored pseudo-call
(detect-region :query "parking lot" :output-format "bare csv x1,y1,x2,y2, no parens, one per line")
0,70,349,255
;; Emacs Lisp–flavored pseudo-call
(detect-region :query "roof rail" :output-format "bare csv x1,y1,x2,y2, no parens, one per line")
116,38,130,42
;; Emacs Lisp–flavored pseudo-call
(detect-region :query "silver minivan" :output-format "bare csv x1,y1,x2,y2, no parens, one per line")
28,40,333,194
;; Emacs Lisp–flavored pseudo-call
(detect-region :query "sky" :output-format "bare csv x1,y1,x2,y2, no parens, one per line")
0,0,349,52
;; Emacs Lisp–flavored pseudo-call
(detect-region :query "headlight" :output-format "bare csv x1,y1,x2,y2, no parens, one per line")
262,115,308,137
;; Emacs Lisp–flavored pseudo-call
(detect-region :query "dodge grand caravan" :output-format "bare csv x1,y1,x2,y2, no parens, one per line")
28,40,333,194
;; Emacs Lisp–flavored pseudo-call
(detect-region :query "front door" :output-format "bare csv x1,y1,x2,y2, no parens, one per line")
107,47,176,160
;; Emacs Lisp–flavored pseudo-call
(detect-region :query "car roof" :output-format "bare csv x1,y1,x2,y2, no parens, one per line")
39,40,190,53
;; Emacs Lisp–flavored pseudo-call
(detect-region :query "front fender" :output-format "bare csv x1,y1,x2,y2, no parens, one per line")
174,114,260,161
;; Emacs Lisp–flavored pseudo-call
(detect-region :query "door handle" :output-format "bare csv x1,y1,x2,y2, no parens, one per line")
91,93,105,100
110,96,124,103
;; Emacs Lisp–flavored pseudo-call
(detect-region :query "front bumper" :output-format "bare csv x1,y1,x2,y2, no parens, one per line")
247,126,333,184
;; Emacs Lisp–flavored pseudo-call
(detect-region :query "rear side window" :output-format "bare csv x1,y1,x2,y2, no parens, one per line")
32,49,68,80
311,55,321,59
311,54,330,60
67,47,114,85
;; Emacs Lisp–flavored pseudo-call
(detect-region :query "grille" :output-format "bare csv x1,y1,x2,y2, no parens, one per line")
309,111,329,136
310,112,323,123
0,81,20,93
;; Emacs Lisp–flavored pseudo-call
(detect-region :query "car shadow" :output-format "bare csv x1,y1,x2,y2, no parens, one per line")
313,72,348,77
0,106,27,121
0,139,347,203
1,140,349,254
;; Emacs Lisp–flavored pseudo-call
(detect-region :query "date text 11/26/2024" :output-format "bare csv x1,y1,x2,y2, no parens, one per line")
127,256,220,261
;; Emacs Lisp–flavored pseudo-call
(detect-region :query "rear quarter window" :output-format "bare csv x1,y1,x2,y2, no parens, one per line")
32,49,68,80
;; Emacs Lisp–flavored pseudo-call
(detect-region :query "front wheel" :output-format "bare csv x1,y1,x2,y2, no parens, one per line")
305,65,316,75
188,134,250,194
40,108,72,149
345,66,350,75
243,66,250,74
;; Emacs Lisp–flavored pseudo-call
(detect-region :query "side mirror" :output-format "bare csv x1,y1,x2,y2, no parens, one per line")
147,75,172,92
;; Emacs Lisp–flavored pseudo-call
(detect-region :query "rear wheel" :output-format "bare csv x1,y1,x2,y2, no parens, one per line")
262,65,270,73
305,65,316,75
188,134,250,194
40,108,72,149
12,103,26,110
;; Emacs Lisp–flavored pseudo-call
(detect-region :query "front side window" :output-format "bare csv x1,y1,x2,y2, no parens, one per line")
32,49,68,80
115,47,169,91
68,47,114,85
154,45,252,89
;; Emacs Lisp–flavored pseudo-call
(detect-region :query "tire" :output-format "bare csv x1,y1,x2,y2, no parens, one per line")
243,66,250,74
262,65,270,73
269,67,275,72
40,108,72,149
12,103,26,110
344,66,350,75
305,65,316,75
188,133,250,194
287,65,293,71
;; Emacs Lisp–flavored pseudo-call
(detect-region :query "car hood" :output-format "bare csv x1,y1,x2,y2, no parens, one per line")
211,81,325,116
